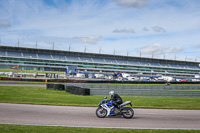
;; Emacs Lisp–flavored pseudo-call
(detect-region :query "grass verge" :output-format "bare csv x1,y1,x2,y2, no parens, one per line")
0,86,200,109
0,124,199,133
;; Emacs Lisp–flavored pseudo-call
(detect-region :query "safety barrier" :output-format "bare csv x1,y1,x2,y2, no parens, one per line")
46,84,65,90
65,86,90,96
46,83,200,97
64,84,200,97
90,89,200,97
64,84,200,90
46,84,90,95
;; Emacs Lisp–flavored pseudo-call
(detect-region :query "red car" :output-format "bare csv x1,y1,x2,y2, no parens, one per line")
180,79,188,82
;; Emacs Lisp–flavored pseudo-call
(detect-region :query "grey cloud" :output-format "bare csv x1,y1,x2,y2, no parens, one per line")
195,44,200,48
143,27,149,31
152,26,166,32
140,43,164,54
0,19,11,28
140,43,184,55
73,35,102,44
165,46,184,53
115,0,149,8
113,28,135,33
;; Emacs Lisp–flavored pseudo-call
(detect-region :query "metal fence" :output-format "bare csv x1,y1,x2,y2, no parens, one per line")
64,84,200,97
90,89,200,97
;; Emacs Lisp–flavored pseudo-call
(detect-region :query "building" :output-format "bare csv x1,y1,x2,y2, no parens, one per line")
0,45,200,78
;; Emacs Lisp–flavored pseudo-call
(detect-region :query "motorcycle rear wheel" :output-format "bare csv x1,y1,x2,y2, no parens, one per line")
96,107,107,118
122,107,134,119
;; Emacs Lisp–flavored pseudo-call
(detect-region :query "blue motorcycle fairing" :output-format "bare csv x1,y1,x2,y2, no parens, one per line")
105,101,115,114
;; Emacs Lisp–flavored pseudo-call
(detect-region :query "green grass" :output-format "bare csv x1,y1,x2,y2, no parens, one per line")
0,124,199,133
0,86,200,109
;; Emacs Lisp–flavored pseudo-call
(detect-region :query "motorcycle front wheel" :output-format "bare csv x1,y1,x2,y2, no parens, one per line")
122,107,134,119
96,107,107,118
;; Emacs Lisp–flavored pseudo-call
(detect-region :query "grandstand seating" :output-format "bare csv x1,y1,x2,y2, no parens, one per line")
7,51,21,57
105,58,117,64
178,64,188,68
52,54,66,60
38,53,52,59
169,64,179,68
128,60,139,65
139,61,149,66
79,57,93,62
66,56,79,61
117,59,128,64
187,65,199,69
0,50,5,56
160,63,170,67
93,57,105,63
23,52,37,58
149,62,160,67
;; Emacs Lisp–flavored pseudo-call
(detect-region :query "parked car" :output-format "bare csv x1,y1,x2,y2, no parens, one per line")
180,79,188,82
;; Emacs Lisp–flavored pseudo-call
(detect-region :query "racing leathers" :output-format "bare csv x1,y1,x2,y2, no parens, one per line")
109,93,123,108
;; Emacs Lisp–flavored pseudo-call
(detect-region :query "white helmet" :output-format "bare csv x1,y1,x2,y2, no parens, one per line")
109,91,115,96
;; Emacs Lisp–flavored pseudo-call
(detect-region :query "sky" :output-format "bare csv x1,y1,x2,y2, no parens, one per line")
0,0,200,61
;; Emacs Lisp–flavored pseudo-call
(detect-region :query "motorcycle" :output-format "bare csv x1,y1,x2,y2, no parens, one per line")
96,97,134,119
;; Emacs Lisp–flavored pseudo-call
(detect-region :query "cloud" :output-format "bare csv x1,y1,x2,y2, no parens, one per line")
115,0,149,8
165,46,184,53
142,26,166,33
140,43,184,54
195,44,200,48
0,19,11,28
73,35,102,44
140,43,164,54
143,27,149,31
152,26,166,32
113,28,135,33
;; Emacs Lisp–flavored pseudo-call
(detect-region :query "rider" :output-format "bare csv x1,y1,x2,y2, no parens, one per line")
109,91,123,109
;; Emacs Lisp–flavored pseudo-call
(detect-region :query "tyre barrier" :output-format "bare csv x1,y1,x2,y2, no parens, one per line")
65,86,90,96
46,84,65,90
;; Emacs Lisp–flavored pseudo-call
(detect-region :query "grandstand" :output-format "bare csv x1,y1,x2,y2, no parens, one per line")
0,45,200,78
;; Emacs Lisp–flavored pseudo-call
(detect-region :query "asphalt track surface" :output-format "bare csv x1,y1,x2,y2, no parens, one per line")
0,103,200,129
